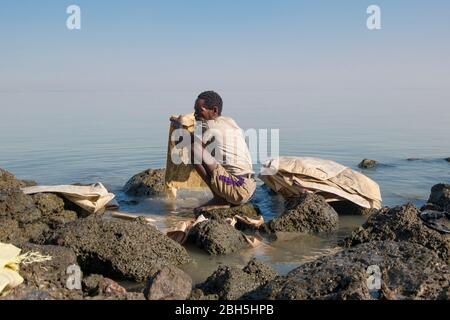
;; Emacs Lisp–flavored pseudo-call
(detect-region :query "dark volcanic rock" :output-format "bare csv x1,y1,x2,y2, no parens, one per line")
123,168,165,196
1,243,84,300
50,217,190,281
144,265,193,300
266,194,339,234
249,241,450,300
358,159,378,169
330,201,378,216
428,184,450,212
0,189,41,224
195,203,261,220
82,274,127,298
342,204,450,261
82,274,145,300
196,258,278,300
0,188,77,245
188,220,250,255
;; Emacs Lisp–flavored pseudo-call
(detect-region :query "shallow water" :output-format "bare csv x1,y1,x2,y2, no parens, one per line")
1,91,449,284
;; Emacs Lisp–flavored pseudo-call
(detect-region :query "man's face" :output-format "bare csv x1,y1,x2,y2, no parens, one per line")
194,99,219,121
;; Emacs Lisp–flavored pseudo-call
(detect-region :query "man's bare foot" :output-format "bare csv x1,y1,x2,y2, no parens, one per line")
194,197,230,214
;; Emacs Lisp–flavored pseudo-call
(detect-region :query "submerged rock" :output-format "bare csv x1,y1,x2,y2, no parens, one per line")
249,241,450,300
266,194,339,234
329,201,377,216
123,168,166,196
1,244,83,300
342,204,450,261
188,220,250,255
196,258,277,300
428,184,450,212
51,217,190,282
195,203,261,220
144,265,192,300
358,159,378,169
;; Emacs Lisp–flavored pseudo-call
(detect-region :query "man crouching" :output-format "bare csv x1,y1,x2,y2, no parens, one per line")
172,91,256,213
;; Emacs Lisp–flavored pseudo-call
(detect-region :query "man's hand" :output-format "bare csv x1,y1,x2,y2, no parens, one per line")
170,116,182,129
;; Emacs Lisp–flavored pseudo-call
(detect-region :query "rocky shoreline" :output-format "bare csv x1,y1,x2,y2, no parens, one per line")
1,167,449,300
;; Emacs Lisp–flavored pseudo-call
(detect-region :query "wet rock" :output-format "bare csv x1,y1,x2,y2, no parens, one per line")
342,204,450,261
406,158,423,161
188,220,249,255
50,217,190,282
266,194,339,234
144,265,192,300
428,184,450,212
3,243,84,300
249,241,450,300
358,159,378,169
330,201,378,216
196,258,278,300
123,168,165,196
445,158,450,162
189,289,219,300
195,204,261,220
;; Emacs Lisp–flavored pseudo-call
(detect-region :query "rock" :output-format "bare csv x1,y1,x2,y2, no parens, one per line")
82,274,146,300
406,158,423,161
0,168,36,190
428,184,450,211
195,204,261,220
342,204,450,261
144,265,192,300
0,216,50,245
266,194,339,234
0,189,77,245
445,158,450,163
1,287,56,300
189,289,219,300
0,189,41,224
98,278,127,297
4,243,84,300
32,193,65,215
0,168,25,190
50,217,190,282
196,258,278,300
188,220,250,255
123,168,165,196
82,274,105,296
249,241,450,300
358,159,378,169
329,200,378,216
32,193,78,228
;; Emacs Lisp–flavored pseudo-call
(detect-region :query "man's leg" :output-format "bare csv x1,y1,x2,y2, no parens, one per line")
191,140,230,212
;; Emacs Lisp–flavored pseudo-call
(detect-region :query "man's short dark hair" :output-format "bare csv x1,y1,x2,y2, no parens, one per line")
197,91,223,115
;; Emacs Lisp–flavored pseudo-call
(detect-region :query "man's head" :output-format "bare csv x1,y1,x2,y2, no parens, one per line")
194,91,223,121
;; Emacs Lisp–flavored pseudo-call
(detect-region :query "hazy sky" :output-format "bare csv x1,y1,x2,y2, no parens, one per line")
0,0,449,93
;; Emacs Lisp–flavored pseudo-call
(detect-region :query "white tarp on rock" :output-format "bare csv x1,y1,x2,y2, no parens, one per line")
259,157,382,209
21,183,115,214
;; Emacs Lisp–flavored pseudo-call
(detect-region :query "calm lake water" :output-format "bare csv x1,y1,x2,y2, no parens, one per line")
1,90,449,284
